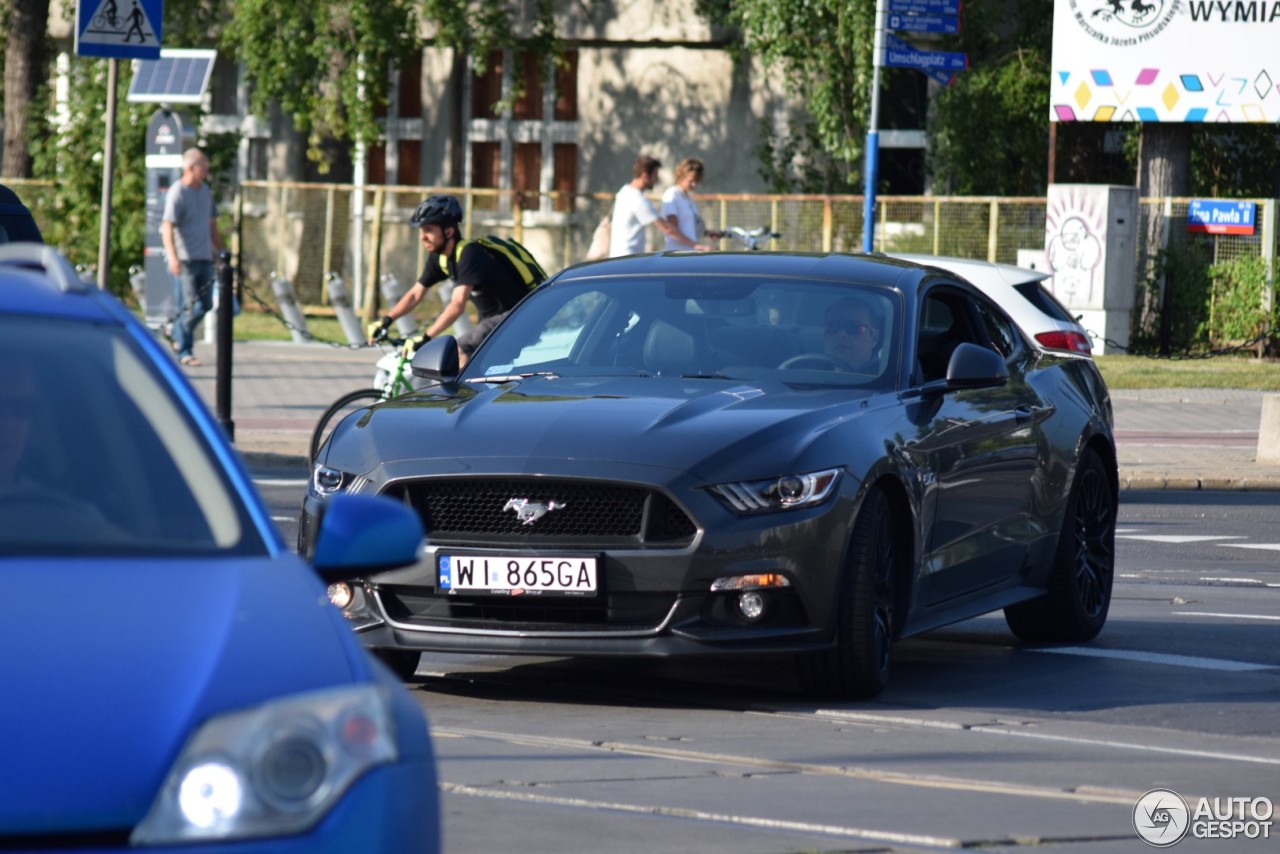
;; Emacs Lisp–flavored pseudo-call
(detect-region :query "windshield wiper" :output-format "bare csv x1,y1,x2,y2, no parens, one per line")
467,371,561,384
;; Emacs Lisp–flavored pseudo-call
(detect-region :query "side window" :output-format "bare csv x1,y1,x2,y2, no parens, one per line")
974,299,1020,360
915,287,990,382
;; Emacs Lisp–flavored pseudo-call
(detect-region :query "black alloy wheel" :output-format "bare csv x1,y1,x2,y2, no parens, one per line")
797,486,897,699
1004,449,1115,642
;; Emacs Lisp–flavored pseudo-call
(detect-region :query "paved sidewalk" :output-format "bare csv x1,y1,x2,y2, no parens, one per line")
181,340,1280,491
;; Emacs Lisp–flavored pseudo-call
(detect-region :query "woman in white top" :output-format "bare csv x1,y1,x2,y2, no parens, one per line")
660,158,721,252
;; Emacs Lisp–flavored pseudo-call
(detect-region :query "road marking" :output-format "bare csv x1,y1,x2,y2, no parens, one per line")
1173,611,1280,622
1030,646,1272,672
1218,542,1280,552
810,710,1280,766
271,516,296,523
254,478,309,487
440,782,965,848
1115,534,1245,543
436,726,1141,804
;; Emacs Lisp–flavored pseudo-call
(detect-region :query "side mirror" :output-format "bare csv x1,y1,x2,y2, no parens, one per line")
310,494,424,582
410,335,460,384
945,342,1009,390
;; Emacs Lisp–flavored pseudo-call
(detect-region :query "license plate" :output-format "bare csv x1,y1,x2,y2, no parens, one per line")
437,554,598,597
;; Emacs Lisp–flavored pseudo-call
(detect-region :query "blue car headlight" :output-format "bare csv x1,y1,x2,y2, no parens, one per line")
131,684,397,845
708,467,841,514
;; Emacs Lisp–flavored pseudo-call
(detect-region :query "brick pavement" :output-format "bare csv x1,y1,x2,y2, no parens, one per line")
181,341,1280,490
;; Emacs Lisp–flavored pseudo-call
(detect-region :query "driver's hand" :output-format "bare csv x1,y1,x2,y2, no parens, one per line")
402,333,430,358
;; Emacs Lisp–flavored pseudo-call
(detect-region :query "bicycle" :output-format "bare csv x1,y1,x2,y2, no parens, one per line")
722,226,782,251
310,336,417,460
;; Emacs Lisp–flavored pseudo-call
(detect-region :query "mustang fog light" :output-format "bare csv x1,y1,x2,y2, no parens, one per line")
327,582,353,610
736,591,766,621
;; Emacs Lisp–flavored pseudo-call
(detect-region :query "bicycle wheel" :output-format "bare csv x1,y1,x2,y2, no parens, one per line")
310,389,385,461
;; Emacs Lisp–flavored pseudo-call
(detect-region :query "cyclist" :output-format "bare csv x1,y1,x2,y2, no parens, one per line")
367,194,537,368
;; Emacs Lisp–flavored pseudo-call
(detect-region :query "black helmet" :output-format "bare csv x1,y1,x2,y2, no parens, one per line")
409,194,462,228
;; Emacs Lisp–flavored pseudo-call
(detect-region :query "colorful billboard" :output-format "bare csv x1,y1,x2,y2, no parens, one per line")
1051,0,1280,122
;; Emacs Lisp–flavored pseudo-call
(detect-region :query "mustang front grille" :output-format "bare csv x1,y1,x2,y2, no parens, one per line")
385,478,697,546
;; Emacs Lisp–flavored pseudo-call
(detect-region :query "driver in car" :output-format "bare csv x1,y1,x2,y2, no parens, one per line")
822,296,883,373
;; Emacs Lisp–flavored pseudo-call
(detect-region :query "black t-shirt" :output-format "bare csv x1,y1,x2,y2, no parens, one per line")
418,240,530,319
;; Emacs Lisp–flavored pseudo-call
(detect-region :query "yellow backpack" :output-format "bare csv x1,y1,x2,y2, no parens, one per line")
440,236,548,289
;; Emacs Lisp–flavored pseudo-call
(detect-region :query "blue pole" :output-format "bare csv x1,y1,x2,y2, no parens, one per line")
862,132,879,253
863,0,887,254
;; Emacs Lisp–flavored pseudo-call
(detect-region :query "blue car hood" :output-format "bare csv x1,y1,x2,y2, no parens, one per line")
330,375,881,480
0,556,362,834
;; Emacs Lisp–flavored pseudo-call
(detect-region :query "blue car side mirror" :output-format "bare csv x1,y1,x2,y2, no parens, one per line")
310,493,424,581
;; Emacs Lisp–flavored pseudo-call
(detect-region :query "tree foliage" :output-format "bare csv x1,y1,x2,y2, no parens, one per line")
696,0,875,192
223,1,558,170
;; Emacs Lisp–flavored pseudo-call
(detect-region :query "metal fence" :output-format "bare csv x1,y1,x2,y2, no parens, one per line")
6,176,1274,343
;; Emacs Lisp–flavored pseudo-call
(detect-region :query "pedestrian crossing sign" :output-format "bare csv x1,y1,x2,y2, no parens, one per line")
76,0,163,60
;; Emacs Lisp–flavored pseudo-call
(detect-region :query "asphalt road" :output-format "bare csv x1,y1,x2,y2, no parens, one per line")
257,476,1280,853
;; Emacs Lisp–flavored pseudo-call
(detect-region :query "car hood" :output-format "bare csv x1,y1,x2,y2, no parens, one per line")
1,556,363,834
326,375,883,482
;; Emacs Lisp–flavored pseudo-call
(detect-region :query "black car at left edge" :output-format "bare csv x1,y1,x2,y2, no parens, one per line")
301,251,1117,699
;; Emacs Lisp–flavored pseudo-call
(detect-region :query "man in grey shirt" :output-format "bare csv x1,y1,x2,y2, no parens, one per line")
161,148,223,367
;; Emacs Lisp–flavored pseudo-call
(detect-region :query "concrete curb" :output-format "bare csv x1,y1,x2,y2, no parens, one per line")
1120,472,1280,491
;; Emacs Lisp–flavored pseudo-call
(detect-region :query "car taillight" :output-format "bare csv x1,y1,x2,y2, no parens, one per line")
1035,330,1093,355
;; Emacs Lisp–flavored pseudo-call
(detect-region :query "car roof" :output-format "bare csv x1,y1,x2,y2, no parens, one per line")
556,250,935,291
0,242,120,324
886,253,1050,287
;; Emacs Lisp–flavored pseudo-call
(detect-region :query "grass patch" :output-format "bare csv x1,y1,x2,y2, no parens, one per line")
1094,354,1280,390
231,309,350,344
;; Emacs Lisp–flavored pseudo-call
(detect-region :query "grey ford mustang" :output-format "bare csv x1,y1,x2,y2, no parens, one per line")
301,251,1116,699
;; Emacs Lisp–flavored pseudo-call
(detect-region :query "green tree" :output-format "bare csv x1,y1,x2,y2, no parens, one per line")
223,1,557,171
696,0,876,192
28,58,148,296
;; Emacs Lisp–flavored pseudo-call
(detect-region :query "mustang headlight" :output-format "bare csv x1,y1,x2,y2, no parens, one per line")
131,684,397,845
708,468,841,514
310,465,369,498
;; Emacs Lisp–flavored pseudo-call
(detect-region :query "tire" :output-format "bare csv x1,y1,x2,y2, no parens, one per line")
373,648,422,682
797,487,897,699
310,389,384,460
1005,450,1115,643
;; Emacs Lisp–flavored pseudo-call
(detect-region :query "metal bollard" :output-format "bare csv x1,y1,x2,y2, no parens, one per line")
379,272,419,338
214,250,235,441
270,272,310,343
326,272,365,345
128,265,146,311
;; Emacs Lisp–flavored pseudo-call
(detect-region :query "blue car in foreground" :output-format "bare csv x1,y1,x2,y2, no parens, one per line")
0,244,438,852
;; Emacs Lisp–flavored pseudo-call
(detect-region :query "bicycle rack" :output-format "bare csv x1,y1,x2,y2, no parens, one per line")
326,272,364,345
271,273,310,343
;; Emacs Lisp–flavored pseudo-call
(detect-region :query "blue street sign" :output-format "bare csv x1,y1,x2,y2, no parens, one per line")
1187,200,1257,235
76,0,163,60
888,0,960,15
888,13,959,34
883,33,967,74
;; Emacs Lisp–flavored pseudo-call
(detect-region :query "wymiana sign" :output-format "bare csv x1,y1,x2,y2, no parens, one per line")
1051,0,1280,123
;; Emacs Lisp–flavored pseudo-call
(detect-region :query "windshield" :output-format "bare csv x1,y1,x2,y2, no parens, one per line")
0,318,264,556
467,275,900,389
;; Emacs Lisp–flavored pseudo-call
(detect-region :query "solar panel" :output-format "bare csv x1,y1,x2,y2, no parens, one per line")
127,48,218,104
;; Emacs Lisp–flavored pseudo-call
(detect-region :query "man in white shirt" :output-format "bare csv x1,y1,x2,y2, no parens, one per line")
608,156,712,257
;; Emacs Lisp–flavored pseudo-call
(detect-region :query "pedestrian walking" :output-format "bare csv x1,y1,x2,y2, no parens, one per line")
609,155,711,257
161,148,223,367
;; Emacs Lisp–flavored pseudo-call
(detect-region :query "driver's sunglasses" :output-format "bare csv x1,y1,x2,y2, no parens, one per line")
824,319,874,337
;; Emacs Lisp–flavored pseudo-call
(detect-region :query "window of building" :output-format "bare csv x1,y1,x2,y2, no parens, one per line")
465,49,578,215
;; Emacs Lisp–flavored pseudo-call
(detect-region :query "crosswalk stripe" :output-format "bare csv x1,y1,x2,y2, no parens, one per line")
1217,543,1280,552
1115,534,1245,543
